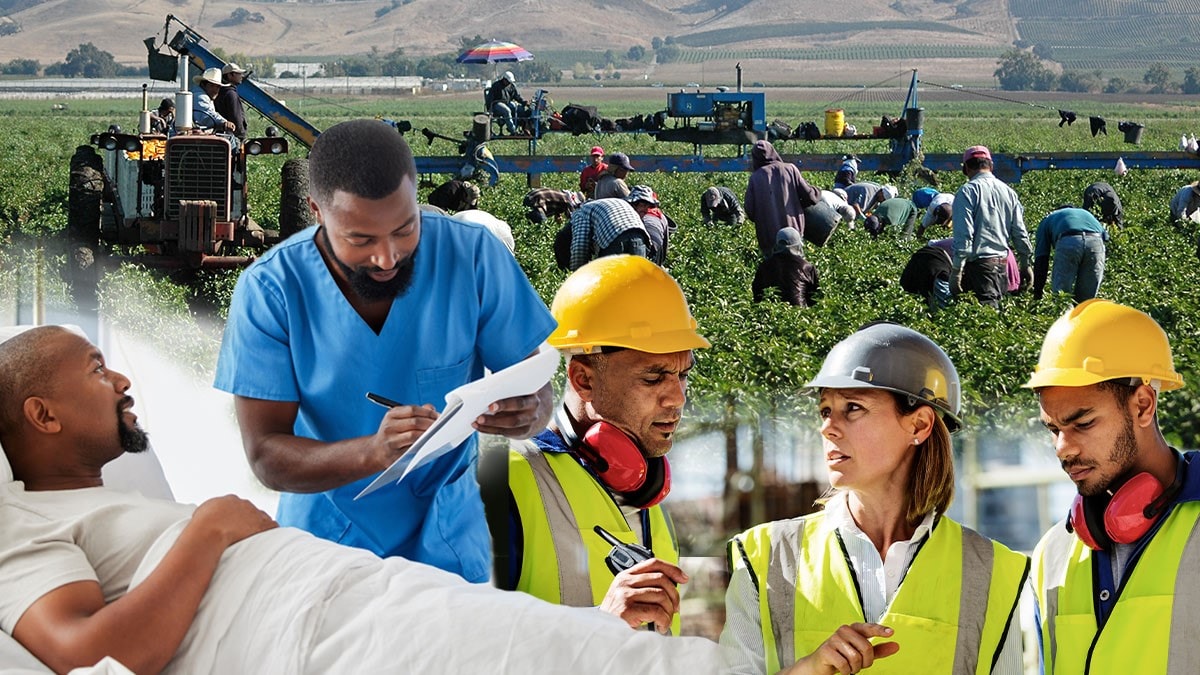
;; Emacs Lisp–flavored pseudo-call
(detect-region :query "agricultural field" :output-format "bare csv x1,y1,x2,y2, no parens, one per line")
2,92,1200,551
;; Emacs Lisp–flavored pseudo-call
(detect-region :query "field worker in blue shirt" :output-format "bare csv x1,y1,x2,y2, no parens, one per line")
951,145,1033,307
1032,205,1109,303
214,119,557,582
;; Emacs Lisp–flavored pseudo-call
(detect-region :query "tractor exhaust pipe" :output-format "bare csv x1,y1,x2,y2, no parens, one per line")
175,52,193,131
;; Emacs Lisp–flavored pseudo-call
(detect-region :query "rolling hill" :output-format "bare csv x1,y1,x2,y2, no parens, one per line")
0,0,1195,85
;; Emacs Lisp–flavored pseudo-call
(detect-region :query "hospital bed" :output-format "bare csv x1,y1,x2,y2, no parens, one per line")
0,325,173,674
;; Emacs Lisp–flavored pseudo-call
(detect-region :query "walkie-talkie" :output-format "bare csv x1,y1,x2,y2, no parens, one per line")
593,525,653,575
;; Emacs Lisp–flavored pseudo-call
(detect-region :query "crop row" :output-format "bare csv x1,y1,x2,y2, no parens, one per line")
674,21,975,49
1017,16,1200,49
1011,0,1196,19
674,45,1004,64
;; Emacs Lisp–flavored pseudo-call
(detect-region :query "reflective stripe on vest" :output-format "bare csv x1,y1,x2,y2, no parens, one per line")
1034,502,1200,674
508,442,681,632
735,513,1028,674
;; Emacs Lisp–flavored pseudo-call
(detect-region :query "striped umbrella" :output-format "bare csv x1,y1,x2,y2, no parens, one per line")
456,40,534,78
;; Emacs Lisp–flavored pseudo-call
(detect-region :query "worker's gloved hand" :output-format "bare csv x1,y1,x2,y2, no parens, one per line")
1019,266,1034,293
950,271,964,296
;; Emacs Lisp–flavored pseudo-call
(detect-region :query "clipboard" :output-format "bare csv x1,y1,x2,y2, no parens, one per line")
355,343,561,499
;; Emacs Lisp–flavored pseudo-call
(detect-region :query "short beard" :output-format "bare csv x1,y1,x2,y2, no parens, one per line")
320,226,416,302
117,398,150,455
1078,410,1139,497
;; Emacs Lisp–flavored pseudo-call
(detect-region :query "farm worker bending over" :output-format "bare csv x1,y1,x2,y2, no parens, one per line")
0,326,732,674
951,145,1034,307
481,255,709,635
214,119,557,582
744,140,821,258
721,323,1028,675
1027,300,1200,675
567,198,651,271
1031,205,1108,303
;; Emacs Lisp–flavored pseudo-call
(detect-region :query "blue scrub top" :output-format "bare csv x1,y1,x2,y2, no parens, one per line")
214,215,556,582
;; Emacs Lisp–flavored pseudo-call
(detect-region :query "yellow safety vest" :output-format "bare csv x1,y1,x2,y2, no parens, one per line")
507,441,681,634
1033,501,1200,675
732,512,1028,675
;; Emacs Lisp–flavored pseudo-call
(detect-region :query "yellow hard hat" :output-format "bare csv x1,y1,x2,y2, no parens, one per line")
1024,299,1184,390
548,255,710,354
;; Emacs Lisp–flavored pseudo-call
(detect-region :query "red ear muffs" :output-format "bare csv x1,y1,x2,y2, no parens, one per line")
575,421,671,509
579,422,647,492
1067,456,1185,550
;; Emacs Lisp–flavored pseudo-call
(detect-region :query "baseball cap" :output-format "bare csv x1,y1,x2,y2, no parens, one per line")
962,145,992,163
881,185,898,200
626,185,659,205
590,146,605,157
608,152,634,171
222,63,247,76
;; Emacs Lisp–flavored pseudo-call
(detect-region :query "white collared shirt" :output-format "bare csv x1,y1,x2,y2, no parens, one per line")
719,492,1024,675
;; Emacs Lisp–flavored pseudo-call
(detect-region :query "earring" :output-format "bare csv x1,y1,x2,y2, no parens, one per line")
913,438,920,445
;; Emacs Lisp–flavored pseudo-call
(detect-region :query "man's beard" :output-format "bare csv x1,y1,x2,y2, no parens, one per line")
1070,410,1139,497
320,226,416,302
117,397,150,455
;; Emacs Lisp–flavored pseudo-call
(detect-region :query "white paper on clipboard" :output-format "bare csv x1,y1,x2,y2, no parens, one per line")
355,343,561,499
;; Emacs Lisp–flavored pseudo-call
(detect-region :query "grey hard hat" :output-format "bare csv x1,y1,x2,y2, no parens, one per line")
806,323,962,432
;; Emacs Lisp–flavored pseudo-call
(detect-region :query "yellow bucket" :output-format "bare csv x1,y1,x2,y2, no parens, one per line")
825,109,845,137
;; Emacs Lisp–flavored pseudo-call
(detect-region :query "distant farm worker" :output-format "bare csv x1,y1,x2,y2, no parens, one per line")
832,154,858,190
1082,181,1124,227
480,255,709,635
594,152,635,200
580,146,607,198
701,186,745,227
523,187,584,224
951,145,1033,307
1032,205,1109,303
818,189,857,226
871,194,917,238
1168,181,1200,223
1026,299,1200,675
488,70,527,135
744,139,820,258
721,323,1028,675
190,67,235,133
899,242,953,310
567,197,651,271
928,238,1020,298
910,188,954,238
217,63,249,140
214,119,557,582
843,181,892,221
751,227,820,307
627,185,673,265
149,97,174,134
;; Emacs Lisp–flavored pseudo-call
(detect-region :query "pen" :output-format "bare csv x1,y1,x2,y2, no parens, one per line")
366,392,402,409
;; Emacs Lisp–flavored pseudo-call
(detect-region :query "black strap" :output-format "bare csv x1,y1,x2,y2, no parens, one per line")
478,441,513,589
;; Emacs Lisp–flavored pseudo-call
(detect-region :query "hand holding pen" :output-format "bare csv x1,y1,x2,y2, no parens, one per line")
365,392,439,469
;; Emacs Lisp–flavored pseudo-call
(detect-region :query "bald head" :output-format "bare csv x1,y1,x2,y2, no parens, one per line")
0,326,76,439
0,327,147,488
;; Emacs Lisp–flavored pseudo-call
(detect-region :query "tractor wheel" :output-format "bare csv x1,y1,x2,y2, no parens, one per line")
68,145,105,246
279,158,314,239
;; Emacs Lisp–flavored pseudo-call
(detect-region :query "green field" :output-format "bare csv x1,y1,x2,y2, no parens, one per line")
3,95,1200,440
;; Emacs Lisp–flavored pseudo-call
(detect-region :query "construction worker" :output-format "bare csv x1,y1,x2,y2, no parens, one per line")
480,255,709,635
1027,299,1199,674
722,323,1029,675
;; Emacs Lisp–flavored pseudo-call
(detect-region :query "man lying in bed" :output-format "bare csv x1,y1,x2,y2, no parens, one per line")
0,326,725,674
